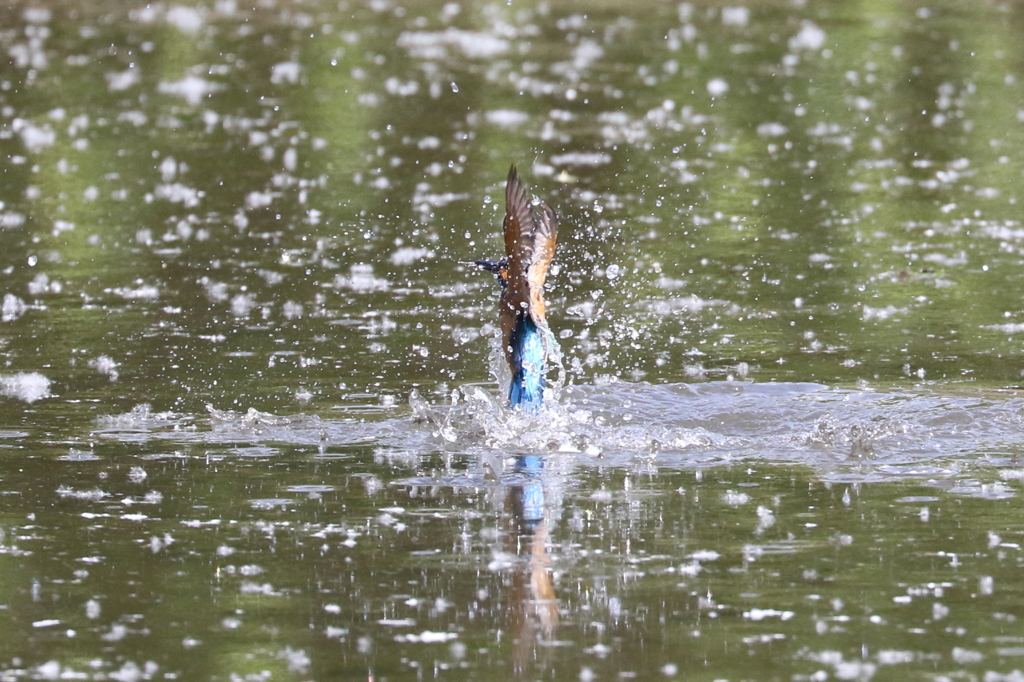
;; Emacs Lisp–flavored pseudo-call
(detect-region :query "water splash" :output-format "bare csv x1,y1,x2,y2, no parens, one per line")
408,381,1024,483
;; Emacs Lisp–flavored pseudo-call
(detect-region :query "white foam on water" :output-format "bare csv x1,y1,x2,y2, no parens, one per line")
1,372,51,403
157,75,224,106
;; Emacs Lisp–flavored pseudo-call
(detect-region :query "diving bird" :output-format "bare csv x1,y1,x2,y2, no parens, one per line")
476,166,558,411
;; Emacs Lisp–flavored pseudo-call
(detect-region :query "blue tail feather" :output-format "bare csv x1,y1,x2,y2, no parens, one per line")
509,316,546,411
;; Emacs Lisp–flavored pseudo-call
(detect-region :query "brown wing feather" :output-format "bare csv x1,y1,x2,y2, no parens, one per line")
498,166,558,370
502,166,535,312
502,165,558,322
526,203,557,323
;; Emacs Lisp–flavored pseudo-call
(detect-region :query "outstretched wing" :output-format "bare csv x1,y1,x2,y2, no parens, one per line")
502,165,558,324
526,201,557,322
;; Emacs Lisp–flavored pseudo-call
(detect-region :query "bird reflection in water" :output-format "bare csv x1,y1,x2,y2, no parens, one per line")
500,453,559,675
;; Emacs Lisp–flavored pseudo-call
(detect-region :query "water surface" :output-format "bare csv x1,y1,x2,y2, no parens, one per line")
2,0,1024,679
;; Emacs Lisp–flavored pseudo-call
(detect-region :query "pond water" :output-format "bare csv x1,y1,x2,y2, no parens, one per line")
3,0,1024,679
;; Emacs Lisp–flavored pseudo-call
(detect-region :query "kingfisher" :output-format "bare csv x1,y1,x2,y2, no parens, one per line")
476,166,559,411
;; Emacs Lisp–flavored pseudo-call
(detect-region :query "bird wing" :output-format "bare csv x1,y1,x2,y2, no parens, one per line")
502,165,558,324
526,202,557,323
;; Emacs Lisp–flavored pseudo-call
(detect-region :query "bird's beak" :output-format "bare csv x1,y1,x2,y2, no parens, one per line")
475,259,503,273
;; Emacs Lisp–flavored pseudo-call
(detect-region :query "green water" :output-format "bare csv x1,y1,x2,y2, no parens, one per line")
2,0,1024,679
